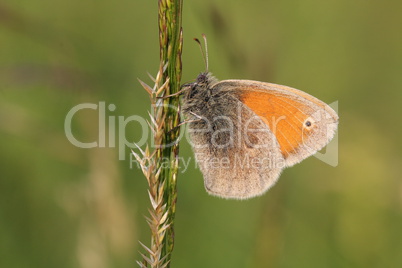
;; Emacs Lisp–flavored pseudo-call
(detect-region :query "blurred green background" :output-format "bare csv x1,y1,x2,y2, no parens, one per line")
1,0,401,267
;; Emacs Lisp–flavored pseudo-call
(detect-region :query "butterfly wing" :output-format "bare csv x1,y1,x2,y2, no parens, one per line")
216,80,339,167
183,78,338,199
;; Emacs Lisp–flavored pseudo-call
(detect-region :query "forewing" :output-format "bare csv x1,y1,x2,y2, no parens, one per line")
216,80,339,166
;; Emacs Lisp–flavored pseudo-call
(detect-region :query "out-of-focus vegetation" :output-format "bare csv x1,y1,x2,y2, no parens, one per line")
1,1,401,268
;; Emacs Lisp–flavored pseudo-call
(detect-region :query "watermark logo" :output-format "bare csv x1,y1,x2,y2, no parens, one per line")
312,101,338,167
64,101,338,167
64,102,149,160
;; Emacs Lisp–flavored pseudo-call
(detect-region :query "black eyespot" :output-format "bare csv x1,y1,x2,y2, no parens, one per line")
305,120,312,127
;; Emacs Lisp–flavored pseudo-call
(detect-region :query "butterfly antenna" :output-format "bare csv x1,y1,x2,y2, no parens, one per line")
202,33,209,72
194,34,209,72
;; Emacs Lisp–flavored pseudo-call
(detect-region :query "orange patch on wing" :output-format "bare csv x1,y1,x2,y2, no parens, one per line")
240,91,311,157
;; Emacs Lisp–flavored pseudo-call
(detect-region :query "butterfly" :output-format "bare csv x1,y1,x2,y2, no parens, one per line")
180,35,338,199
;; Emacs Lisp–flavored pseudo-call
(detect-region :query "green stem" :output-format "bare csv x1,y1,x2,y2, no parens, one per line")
158,0,183,265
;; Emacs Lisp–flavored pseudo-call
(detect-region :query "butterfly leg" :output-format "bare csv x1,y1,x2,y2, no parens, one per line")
157,87,189,99
167,112,203,134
